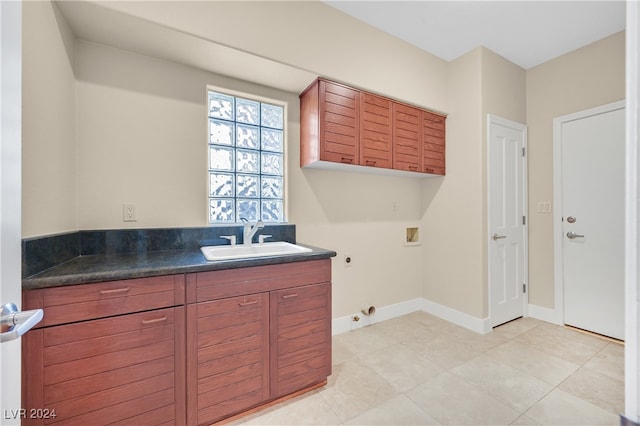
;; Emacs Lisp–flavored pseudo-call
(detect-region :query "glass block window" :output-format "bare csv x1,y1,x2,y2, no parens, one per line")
208,90,285,223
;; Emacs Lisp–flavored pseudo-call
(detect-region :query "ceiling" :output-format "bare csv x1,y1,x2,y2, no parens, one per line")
55,0,626,95
324,1,626,69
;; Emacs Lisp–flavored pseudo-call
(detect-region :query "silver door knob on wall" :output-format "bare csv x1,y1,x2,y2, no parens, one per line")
567,216,577,223
492,233,507,241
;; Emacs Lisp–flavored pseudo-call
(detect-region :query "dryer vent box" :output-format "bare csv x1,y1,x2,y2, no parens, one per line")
405,227,420,246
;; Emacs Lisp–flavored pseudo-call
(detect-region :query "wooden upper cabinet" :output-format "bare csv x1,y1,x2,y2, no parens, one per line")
300,78,446,175
392,103,423,173
359,92,392,168
300,79,359,166
423,111,446,175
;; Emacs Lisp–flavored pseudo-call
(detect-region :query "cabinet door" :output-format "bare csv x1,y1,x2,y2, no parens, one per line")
423,112,446,175
392,103,423,172
187,293,269,426
270,282,331,398
360,92,392,168
319,80,360,165
22,307,186,426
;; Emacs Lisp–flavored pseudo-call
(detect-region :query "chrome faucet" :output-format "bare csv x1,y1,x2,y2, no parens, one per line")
241,218,264,245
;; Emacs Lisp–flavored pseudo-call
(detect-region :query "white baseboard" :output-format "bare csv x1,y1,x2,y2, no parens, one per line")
527,303,563,325
333,297,491,335
420,298,492,334
332,298,423,335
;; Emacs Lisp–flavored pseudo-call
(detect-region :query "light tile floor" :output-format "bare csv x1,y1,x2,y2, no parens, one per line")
235,312,624,425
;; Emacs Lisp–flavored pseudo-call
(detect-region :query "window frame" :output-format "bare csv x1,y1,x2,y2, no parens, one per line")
206,86,288,225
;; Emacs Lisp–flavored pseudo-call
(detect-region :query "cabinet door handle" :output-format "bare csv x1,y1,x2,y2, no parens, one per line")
340,157,353,164
99,287,131,295
141,316,168,325
365,160,377,166
238,300,258,306
282,293,298,299
409,166,418,171
425,167,434,173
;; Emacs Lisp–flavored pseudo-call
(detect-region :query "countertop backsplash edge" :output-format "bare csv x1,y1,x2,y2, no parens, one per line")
22,225,297,279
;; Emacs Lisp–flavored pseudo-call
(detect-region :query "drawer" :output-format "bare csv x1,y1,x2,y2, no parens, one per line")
24,275,185,327
187,259,331,303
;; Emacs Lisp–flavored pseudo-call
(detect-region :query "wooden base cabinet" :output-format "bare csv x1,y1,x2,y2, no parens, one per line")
22,259,332,426
186,260,332,425
186,293,270,425
21,275,186,426
270,283,331,398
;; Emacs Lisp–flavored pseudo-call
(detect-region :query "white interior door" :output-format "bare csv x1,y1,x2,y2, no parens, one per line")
558,102,625,340
1,1,23,423
488,115,527,327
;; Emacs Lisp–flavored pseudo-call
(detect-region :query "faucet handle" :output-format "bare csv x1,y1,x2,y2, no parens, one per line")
258,234,272,244
220,235,236,245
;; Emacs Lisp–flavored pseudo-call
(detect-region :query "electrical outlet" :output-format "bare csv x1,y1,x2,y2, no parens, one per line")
123,203,137,222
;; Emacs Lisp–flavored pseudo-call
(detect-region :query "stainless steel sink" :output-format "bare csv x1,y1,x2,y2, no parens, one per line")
200,241,312,261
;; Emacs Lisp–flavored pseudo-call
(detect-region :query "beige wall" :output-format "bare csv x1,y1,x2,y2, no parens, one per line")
419,47,526,320
480,48,527,316
526,31,625,309
421,48,484,318
22,1,76,237
21,1,624,322
74,40,425,318
95,1,449,113
75,40,253,229
481,47,527,124
24,1,447,319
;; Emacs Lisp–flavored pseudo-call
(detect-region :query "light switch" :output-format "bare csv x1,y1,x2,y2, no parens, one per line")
537,201,551,213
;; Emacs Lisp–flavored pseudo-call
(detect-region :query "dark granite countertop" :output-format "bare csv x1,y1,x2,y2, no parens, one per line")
23,243,336,290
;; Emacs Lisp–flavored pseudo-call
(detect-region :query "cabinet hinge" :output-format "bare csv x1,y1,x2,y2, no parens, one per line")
523,216,526,225
522,147,526,157
523,283,526,293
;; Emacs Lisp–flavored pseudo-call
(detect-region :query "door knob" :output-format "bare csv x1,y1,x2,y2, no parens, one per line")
1,303,43,343
492,233,507,241
566,231,585,239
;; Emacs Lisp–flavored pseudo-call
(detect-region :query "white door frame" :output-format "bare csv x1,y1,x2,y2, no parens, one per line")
624,1,640,422
552,100,626,328
487,114,529,325
1,0,23,422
